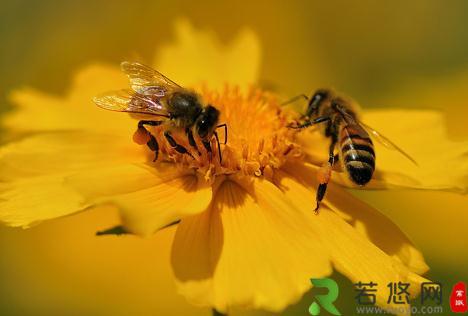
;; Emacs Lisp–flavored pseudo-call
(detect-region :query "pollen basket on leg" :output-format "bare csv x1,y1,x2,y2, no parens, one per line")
138,86,302,180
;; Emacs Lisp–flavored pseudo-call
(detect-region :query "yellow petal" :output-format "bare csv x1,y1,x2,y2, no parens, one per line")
66,163,180,201
361,109,468,192
0,131,143,181
0,131,145,227
0,174,88,228
277,165,428,310
0,131,211,235
5,65,135,137
326,183,429,275
106,169,212,237
155,19,261,89
171,178,331,313
282,161,429,275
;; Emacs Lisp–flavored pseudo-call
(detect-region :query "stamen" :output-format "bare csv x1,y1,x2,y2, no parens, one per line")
139,86,302,181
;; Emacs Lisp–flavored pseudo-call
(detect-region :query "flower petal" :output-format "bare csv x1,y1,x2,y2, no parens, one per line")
155,19,261,89
171,178,331,313
104,168,213,237
0,131,143,181
360,109,468,191
277,165,428,309
0,174,88,227
0,131,140,227
65,163,179,201
282,161,429,275
5,65,135,138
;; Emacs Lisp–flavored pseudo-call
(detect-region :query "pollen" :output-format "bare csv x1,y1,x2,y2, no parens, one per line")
141,85,302,181
133,127,151,145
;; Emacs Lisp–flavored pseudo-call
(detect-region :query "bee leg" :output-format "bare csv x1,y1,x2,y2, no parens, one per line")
134,120,163,162
138,120,164,128
214,131,223,163
164,131,194,159
202,139,213,162
147,134,159,162
315,137,337,213
185,127,201,156
288,116,330,129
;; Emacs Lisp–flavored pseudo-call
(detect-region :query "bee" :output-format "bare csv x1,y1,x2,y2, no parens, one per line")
287,89,416,211
93,62,227,162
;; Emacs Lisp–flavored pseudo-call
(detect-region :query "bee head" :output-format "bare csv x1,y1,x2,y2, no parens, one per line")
196,105,220,139
305,89,331,117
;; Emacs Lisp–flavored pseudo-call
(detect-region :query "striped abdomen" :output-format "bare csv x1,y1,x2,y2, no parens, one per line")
339,123,375,185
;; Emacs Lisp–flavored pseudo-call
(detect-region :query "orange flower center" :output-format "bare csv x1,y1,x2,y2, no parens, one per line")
141,86,302,181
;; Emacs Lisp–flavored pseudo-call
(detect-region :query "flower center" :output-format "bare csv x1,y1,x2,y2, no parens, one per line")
141,86,302,181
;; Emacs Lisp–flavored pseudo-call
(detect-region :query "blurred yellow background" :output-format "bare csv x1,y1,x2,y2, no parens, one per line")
1,1,467,315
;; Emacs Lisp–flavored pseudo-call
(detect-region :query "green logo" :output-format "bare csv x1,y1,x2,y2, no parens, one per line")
309,278,342,315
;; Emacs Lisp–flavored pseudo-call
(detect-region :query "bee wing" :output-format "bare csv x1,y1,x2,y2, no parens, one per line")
334,105,372,139
359,121,418,166
121,61,182,93
93,89,169,117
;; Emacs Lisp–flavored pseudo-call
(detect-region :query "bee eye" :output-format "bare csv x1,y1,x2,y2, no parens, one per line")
197,119,209,138
196,105,219,139
311,91,327,105
306,90,329,117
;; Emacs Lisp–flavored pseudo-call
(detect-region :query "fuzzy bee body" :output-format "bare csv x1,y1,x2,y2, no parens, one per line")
339,122,375,186
94,62,227,162
288,88,414,211
302,89,376,187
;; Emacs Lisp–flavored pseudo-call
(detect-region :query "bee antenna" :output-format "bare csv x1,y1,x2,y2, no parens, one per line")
280,94,309,106
216,123,228,144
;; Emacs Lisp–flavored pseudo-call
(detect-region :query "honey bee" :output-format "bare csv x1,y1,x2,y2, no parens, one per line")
93,62,227,162
287,89,416,211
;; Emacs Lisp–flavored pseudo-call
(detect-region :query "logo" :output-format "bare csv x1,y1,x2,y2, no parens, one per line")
421,282,442,305
308,278,459,314
450,282,467,313
309,278,341,316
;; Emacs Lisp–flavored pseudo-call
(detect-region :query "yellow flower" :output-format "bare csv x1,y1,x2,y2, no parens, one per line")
1,20,466,314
